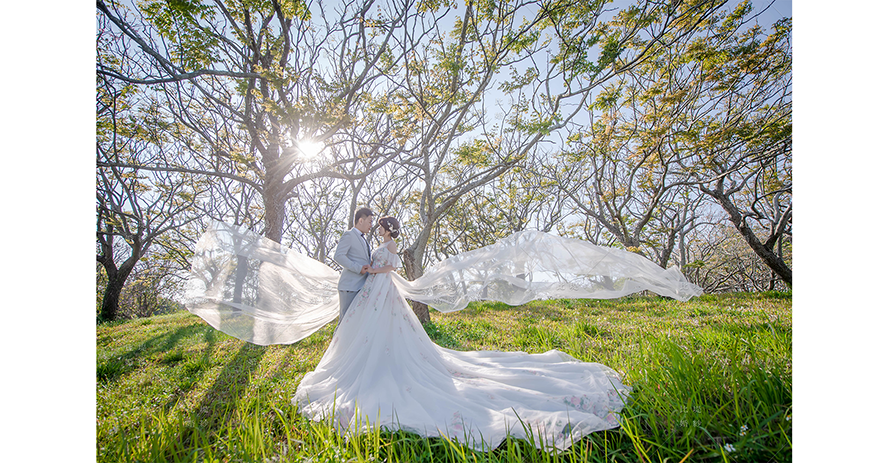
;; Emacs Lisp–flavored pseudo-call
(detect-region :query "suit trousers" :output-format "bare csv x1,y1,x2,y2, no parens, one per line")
338,290,359,323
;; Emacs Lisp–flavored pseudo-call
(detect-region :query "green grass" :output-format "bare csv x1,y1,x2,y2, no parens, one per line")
96,292,791,462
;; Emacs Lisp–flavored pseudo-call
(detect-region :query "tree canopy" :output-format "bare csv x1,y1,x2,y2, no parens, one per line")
96,0,791,321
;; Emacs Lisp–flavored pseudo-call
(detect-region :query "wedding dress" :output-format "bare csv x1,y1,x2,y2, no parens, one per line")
185,221,702,451
292,242,630,451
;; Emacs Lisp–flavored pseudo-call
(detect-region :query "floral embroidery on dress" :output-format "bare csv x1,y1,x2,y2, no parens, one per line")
370,245,401,270
358,285,372,304
450,411,465,434
448,368,479,379
562,394,611,415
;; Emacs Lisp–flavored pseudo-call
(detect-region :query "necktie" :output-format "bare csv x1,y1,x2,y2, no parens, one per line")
361,233,370,258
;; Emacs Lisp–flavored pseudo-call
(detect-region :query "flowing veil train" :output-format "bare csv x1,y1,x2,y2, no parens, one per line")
185,220,702,346
184,220,702,451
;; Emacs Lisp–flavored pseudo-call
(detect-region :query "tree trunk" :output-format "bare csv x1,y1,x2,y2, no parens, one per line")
622,237,646,257
402,247,431,324
263,186,286,243
678,229,688,268
703,184,792,287
659,231,677,269
100,260,136,321
347,178,363,230
100,271,123,321
232,255,249,305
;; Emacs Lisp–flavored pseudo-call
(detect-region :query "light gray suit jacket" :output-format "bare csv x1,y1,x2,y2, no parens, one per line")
333,227,372,291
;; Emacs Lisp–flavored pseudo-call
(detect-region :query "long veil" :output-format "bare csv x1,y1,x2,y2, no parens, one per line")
393,230,702,312
185,221,702,345
184,221,340,346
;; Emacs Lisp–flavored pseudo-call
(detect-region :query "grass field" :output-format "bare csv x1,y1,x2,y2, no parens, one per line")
96,292,791,462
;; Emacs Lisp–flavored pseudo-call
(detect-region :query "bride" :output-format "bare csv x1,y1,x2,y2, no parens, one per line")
186,217,702,451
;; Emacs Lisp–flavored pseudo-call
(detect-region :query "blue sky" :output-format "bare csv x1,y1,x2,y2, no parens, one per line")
741,0,791,23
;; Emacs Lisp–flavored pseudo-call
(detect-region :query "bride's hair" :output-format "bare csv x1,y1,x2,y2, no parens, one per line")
378,216,401,238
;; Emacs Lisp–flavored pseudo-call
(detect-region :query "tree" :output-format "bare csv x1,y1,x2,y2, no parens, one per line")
96,0,413,242
384,1,558,323
552,126,704,264
96,64,204,321
387,0,729,322
432,159,566,260
678,6,793,286
681,219,790,292
553,1,790,283
536,1,733,265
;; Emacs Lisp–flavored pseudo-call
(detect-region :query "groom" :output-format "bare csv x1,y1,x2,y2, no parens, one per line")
333,207,374,324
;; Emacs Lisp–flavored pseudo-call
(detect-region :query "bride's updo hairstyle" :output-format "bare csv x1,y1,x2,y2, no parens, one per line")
378,216,401,239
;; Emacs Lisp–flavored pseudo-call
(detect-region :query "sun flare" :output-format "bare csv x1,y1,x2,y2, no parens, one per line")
297,140,325,159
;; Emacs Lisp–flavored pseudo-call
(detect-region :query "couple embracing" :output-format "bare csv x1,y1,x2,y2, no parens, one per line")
332,207,401,323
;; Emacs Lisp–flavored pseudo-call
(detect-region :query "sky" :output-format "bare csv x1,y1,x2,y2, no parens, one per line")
2,0,886,461
742,0,792,22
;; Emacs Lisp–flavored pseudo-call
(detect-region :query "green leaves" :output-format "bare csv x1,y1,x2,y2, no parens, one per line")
498,65,539,92
278,0,311,21
453,139,495,167
592,84,623,111
416,0,456,14
138,0,220,70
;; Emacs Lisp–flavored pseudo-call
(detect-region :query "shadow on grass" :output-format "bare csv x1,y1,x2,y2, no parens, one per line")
165,327,224,398
190,342,267,427
120,342,269,462
97,323,212,383
700,318,792,340
697,291,792,303
269,347,300,383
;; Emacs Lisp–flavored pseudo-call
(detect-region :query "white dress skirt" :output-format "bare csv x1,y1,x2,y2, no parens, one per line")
291,245,631,452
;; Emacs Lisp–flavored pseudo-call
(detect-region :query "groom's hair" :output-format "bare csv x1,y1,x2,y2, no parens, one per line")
355,207,374,224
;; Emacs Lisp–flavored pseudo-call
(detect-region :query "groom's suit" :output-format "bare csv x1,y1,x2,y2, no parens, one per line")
333,227,372,322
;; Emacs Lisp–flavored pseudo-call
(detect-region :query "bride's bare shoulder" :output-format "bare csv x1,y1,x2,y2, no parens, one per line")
387,241,398,254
